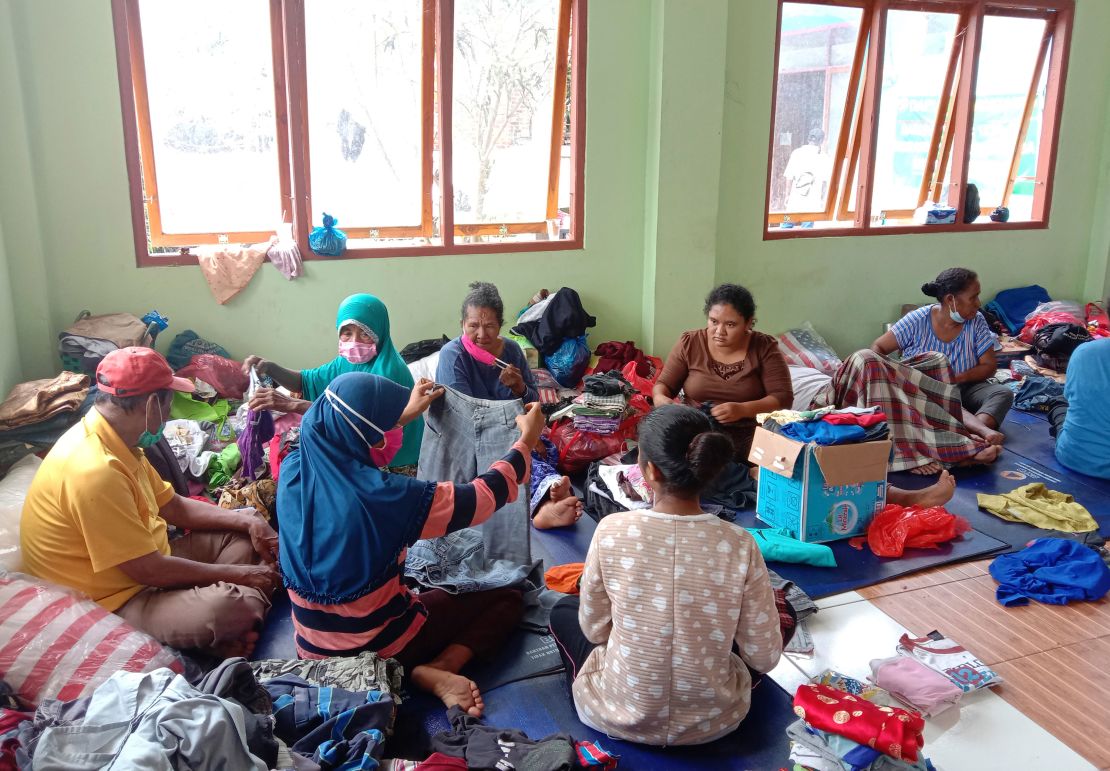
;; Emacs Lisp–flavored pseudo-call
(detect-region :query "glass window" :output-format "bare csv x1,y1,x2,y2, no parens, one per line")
137,0,281,237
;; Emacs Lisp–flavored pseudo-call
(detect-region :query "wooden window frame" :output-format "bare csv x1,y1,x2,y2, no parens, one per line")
113,0,587,267
763,0,1073,240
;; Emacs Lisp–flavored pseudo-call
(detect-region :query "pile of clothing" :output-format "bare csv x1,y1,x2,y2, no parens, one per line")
550,372,635,435
759,406,889,445
0,372,95,473
57,311,158,376
0,653,405,770
789,676,931,770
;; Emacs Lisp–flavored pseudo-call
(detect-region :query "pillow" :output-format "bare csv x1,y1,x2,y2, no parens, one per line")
777,322,842,375
788,366,832,411
0,572,182,707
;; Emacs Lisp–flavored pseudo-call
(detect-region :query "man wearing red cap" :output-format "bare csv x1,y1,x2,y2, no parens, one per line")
21,347,277,658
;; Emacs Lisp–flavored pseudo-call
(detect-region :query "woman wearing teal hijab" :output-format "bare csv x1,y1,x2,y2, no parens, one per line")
244,293,424,466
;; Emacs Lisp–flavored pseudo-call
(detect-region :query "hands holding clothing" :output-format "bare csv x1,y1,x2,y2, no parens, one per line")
248,387,309,414
397,378,445,427
710,401,752,424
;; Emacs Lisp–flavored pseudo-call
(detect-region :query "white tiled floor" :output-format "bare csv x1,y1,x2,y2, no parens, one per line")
768,594,1096,771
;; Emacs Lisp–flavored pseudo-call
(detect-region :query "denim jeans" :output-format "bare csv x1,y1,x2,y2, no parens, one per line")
417,386,531,566
405,529,532,594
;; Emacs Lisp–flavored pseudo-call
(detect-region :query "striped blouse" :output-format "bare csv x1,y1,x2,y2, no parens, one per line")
890,305,996,375
289,441,531,659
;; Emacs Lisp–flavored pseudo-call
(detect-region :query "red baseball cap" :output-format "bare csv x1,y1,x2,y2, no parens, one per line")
96,347,195,397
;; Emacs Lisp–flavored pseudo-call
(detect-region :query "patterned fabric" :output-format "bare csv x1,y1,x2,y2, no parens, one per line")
793,683,926,762
0,574,182,707
572,510,783,746
891,305,996,375
250,651,404,695
709,360,745,380
811,351,984,471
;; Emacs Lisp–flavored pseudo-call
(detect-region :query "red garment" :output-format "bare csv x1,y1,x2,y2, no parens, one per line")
823,411,887,427
416,753,467,769
793,683,925,762
545,563,584,594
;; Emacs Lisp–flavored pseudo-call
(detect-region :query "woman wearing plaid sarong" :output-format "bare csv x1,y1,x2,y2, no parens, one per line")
812,350,1002,474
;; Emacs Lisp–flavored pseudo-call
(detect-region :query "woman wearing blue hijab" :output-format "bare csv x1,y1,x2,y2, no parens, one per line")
244,293,424,467
277,372,544,717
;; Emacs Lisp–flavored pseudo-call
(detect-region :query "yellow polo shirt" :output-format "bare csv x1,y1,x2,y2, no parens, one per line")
20,408,174,611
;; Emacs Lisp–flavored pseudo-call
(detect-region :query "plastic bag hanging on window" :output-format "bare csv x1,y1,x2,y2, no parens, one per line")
267,221,303,279
308,213,347,256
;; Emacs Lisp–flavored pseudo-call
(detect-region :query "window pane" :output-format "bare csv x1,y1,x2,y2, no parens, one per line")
769,3,863,218
304,0,425,229
870,10,959,217
1006,58,1048,222
452,0,562,224
138,1,280,235
967,15,1047,213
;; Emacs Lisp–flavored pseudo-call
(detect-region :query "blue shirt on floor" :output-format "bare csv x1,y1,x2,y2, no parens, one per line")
1056,338,1110,479
436,336,538,403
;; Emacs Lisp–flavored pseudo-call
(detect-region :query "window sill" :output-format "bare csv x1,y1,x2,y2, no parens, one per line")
762,220,1048,241
135,236,584,267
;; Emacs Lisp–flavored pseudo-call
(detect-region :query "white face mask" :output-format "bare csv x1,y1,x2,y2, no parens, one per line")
948,301,968,324
322,388,389,453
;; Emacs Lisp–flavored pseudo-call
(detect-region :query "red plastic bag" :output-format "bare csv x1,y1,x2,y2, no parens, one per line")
175,354,249,399
1019,311,1086,343
621,361,658,398
1087,302,1109,335
860,504,971,557
550,419,638,474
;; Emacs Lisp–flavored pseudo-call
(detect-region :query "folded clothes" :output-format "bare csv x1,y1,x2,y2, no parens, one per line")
896,632,1001,692
823,410,887,427
793,683,926,763
869,655,962,717
1014,376,1065,410
0,372,90,430
989,538,1110,607
748,527,837,568
780,420,866,445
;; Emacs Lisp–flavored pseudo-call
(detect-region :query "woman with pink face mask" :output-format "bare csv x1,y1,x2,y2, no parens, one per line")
243,293,425,467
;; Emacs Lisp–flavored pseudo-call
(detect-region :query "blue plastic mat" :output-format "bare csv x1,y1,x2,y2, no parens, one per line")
390,669,797,769
890,449,1110,554
1001,410,1110,497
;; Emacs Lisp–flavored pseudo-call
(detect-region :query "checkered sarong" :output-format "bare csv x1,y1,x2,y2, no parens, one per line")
811,350,984,471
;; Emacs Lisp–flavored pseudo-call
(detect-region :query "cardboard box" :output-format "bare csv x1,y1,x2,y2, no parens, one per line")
748,426,892,543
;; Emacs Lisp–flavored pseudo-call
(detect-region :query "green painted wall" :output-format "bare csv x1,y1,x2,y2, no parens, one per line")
715,0,1110,358
2,0,652,374
2,0,1110,379
0,217,20,397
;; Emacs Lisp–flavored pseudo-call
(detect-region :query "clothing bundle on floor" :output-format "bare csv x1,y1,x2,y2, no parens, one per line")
790,683,928,767
0,372,90,432
988,538,1110,607
510,288,596,357
976,483,1098,533
57,312,157,375
895,631,1001,693
852,504,971,558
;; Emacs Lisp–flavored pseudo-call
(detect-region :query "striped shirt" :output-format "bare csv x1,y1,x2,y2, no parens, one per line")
289,441,531,659
891,305,996,375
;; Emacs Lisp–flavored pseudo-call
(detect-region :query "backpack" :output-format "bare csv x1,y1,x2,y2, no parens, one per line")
1033,322,1091,360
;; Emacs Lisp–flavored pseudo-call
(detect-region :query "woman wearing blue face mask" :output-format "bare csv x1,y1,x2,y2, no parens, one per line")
871,267,1012,448
243,293,424,467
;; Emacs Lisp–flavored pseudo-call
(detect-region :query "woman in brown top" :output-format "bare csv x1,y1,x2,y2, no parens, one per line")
654,284,793,461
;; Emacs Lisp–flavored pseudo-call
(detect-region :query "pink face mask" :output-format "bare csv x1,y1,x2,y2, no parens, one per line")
339,340,378,364
369,427,404,467
460,333,498,366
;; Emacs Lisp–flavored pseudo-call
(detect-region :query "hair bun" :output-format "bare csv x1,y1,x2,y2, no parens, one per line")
920,282,936,296
686,431,733,484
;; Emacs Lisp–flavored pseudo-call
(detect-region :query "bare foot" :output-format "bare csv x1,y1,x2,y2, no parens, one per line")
548,476,572,502
978,428,1004,446
909,461,944,476
411,666,484,717
969,444,1002,465
533,496,582,529
890,471,956,508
